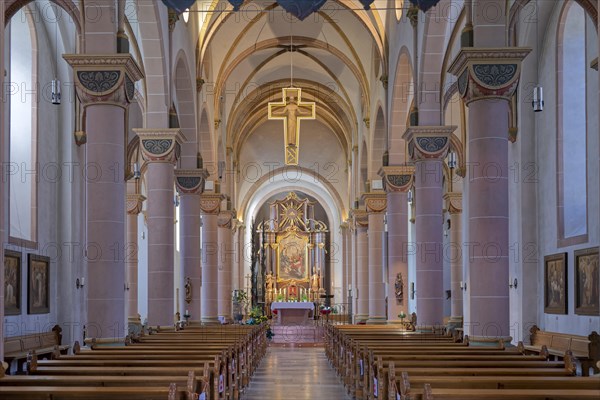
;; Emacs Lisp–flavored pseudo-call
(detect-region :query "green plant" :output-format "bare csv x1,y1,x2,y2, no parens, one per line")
276,294,284,301
300,294,308,302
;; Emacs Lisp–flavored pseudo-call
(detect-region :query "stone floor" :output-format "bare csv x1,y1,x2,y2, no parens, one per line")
241,346,352,400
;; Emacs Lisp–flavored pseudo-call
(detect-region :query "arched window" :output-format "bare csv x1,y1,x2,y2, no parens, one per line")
556,1,594,246
8,8,37,244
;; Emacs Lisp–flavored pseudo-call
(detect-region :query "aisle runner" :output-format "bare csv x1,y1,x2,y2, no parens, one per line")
241,347,352,400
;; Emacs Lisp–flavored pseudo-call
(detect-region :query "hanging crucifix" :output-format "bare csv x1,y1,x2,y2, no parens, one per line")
268,87,316,165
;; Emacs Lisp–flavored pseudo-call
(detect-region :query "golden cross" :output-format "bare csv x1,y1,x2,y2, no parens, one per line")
268,87,316,165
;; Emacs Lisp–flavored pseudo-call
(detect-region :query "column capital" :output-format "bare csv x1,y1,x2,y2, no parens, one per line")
351,209,369,230
218,210,235,228
63,54,143,107
403,126,456,161
200,194,224,215
443,192,463,214
448,47,532,105
175,169,209,195
126,194,146,215
379,165,415,193
361,192,387,214
591,57,598,71
134,129,186,164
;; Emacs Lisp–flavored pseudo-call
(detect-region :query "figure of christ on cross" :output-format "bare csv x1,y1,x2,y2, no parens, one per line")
268,88,316,165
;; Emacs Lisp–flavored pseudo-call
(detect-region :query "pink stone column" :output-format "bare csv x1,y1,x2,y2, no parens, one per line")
135,129,184,327
340,223,349,306
363,193,387,324
444,193,463,324
404,127,455,326
449,47,530,340
200,194,223,325
381,166,415,323
64,55,143,340
126,194,145,327
0,7,5,361
175,170,208,323
218,211,234,322
354,211,369,323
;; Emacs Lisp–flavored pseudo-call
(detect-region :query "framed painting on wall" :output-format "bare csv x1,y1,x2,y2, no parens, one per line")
4,250,21,315
575,247,599,316
28,254,50,314
544,253,567,314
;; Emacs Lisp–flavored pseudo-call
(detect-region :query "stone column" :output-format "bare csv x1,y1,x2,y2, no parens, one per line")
354,210,369,323
449,48,530,340
403,126,455,326
175,169,208,322
362,193,388,324
218,210,234,322
200,194,223,325
444,192,463,328
126,193,145,329
380,166,415,323
64,54,143,340
340,222,349,306
135,129,185,327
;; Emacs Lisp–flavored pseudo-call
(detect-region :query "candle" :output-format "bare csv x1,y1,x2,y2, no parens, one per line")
185,309,189,315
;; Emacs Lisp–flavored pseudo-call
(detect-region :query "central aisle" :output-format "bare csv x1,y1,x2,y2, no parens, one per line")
241,346,352,400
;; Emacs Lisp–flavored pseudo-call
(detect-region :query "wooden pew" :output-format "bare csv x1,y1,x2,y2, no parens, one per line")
523,325,600,375
3,325,69,373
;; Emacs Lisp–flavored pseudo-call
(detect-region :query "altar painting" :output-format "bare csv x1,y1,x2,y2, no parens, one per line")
277,232,309,281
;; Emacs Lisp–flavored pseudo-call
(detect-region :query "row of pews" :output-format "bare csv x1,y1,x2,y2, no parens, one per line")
0,324,268,400
325,324,600,400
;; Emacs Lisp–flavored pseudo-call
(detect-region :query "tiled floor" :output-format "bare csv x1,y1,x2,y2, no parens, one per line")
241,346,352,400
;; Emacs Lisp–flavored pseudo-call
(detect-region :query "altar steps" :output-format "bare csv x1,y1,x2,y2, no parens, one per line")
271,325,324,344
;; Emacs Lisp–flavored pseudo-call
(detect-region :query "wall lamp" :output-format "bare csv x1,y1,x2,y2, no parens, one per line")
459,281,467,291
76,277,85,289
509,278,518,289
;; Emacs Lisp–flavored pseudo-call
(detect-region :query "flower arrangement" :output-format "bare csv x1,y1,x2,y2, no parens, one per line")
276,294,285,302
246,306,267,325
288,296,297,302
319,305,332,315
398,311,407,321
300,294,308,302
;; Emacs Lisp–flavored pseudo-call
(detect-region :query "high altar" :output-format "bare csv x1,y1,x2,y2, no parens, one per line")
257,192,328,322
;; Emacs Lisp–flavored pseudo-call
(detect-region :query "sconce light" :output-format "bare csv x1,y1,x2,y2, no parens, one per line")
76,277,85,289
509,278,518,289
410,282,415,300
174,193,180,207
133,162,141,180
407,190,413,204
51,78,61,105
459,281,467,291
448,151,457,170
125,283,130,291
532,86,544,112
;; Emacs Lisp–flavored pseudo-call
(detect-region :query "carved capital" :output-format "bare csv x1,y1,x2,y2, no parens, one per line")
175,169,209,195
361,192,387,214
591,57,598,71
126,194,146,215
63,54,143,107
379,165,415,193
199,194,224,215
196,78,205,92
134,129,186,164
448,47,531,104
218,210,234,229
403,126,456,161
351,209,369,231
443,192,462,215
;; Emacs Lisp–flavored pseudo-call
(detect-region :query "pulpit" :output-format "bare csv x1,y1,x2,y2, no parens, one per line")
271,302,314,325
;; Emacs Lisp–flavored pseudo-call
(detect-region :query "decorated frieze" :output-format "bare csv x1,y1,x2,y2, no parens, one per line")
403,126,456,161
175,169,209,195
199,194,224,215
443,192,462,215
448,47,531,104
126,194,146,215
63,54,143,107
361,192,387,214
134,129,186,164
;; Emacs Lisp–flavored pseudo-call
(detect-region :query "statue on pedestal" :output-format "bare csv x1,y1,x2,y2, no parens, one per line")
265,272,275,303
311,272,320,301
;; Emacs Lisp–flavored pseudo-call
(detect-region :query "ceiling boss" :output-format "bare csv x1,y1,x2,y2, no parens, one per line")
268,87,316,165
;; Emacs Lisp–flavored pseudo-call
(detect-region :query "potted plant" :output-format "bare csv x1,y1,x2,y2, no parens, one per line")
398,311,407,323
232,290,248,322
